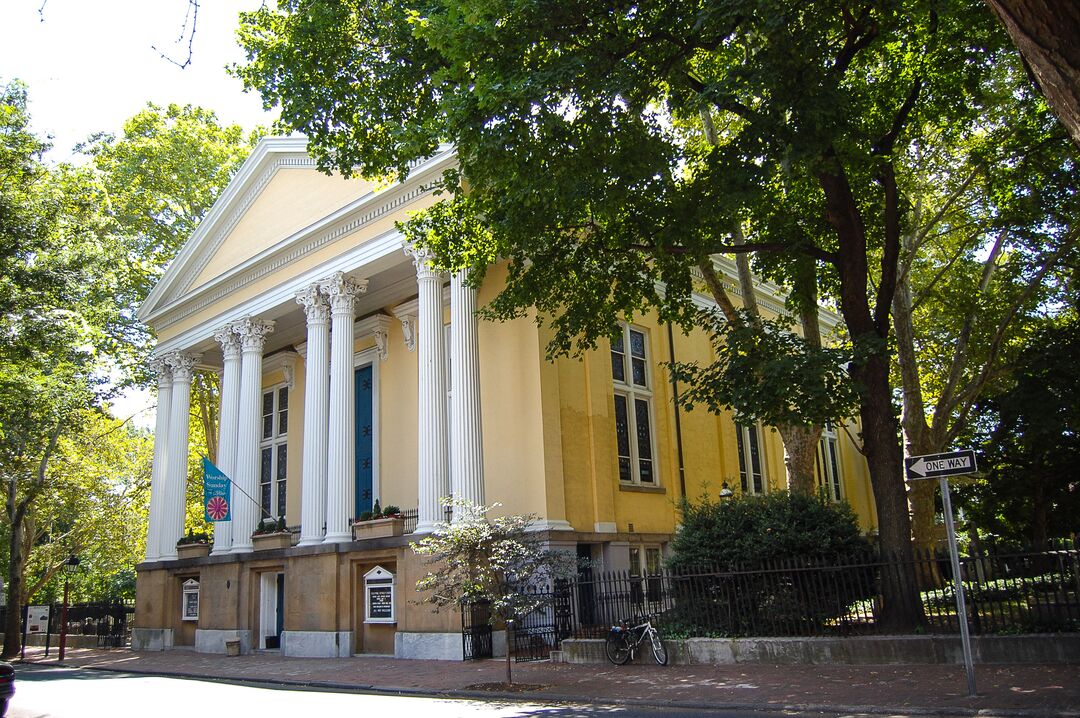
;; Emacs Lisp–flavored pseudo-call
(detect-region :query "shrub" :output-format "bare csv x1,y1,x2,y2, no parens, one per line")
665,491,875,636
668,491,871,570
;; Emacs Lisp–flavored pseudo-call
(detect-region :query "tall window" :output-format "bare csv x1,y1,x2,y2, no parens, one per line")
611,325,657,485
260,385,288,521
816,422,843,501
736,423,766,494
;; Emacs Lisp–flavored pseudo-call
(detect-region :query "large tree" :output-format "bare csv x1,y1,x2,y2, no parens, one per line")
236,0,1018,629
985,1,1080,148
0,79,126,658
888,58,1078,554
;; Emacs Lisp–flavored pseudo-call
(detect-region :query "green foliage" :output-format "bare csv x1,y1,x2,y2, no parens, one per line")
177,530,209,546
671,309,859,428
668,491,872,571
411,501,577,623
957,312,1080,547
666,491,874,637
0,80,164,646
382,505,400,517
81,103,260,383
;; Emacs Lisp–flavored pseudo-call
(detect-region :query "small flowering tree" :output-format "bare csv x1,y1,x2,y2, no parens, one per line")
410,501,577,685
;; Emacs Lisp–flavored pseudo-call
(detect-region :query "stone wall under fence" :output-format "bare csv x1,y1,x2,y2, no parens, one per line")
553,634,1080,666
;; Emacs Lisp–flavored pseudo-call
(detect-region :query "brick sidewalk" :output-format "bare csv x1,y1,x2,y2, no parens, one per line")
14,646,1080,717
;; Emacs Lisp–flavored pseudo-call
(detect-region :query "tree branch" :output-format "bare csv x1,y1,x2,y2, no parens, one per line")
945,231,1078,442
696,258,741,324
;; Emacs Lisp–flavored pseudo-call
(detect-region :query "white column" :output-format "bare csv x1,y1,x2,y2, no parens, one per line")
211,324,242,555
145,359,173,561
160,351,200,561
296,285,331,546
320,272,367,543
407,246,449,533
231,317,276,553
450,269,485,519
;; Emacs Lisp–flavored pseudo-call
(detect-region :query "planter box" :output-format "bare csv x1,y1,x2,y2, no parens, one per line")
251,532,292,551
176,543,210,559
352,516,405,540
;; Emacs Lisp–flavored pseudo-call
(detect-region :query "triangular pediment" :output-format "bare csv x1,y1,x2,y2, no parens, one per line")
138,136,377,325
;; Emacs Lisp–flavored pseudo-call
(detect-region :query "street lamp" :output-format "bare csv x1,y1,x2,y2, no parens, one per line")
58,555,80,661
718,482,734,498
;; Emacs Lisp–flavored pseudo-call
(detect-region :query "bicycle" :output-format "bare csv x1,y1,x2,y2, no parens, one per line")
604,615,668,665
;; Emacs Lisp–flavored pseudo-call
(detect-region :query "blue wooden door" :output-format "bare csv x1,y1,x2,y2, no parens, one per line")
354,365,374,518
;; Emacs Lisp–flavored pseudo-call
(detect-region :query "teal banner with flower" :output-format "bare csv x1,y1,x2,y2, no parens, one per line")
203,457,232,522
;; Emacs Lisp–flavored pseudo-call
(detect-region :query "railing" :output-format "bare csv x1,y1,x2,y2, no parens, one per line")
399,506,454,535
562,547,1080,639
0,600,135,648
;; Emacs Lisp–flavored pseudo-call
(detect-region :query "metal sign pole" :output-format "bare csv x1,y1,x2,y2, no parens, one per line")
939,475,977,697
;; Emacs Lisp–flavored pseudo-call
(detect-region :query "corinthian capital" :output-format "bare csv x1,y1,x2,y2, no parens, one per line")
214,323,243,360
296,284,331,324
149,356,173,387
233,317,276,353
403,242,442,281
318,271,368,314
165,351,202,381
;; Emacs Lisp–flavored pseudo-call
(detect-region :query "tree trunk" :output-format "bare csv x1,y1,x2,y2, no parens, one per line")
818,157,923,630
849,352,925,630
3,479,25,660
505,620,514,685
776,422,821,495
986,0,1080,148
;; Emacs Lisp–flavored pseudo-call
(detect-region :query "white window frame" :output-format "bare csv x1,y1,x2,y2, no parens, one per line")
611,324,659,486
259,383,289,522
736,422,767,495
816,422,844,502
628,545,663,577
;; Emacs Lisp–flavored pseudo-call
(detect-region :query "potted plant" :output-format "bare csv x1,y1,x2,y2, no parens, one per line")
252,516,292,550
176,530,210,559
351,501,406,540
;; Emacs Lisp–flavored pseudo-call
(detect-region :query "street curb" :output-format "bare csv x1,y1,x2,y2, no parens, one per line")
17,661,1080,718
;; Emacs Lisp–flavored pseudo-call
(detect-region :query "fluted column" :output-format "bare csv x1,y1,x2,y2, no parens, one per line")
320,272,368,543
450,269,485,519
160,351,200,560
296,285,332,546
211,324,242,555
407,246,449,533
231,317,276,553
145,359,173,561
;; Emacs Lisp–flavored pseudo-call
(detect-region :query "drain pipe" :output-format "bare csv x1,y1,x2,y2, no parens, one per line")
667,321,687,501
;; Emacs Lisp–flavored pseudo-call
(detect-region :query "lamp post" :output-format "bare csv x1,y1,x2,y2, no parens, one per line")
718,482,734,499
58,555,80,661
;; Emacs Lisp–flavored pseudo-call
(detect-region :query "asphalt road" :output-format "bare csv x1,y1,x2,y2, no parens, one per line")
7,666,857,718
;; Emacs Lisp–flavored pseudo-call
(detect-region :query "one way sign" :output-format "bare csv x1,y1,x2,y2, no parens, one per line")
905,449,978,480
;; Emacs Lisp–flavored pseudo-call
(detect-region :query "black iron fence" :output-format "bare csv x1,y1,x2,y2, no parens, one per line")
0,601,134,648
562,547,1080,639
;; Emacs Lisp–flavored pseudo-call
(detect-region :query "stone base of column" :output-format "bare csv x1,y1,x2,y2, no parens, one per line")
230,541,253,554
296,535,324,547
412,521,441,535
194,629,253,655
131,628,174,652
322,531,351,544
281,630,353,657
528,519,574,532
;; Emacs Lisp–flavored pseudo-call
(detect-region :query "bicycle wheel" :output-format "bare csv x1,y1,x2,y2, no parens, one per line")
605,630,632,665
649,628,668,666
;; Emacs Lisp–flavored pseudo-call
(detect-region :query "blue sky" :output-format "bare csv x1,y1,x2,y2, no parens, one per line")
1,0,277,161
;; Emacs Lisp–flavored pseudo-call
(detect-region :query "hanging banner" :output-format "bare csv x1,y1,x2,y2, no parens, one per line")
203,457,232,522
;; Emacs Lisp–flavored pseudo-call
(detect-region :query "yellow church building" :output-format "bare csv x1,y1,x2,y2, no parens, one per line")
133,136,877,659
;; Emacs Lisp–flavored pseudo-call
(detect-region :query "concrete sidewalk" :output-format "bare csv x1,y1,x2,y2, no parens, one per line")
13,646,1080,717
